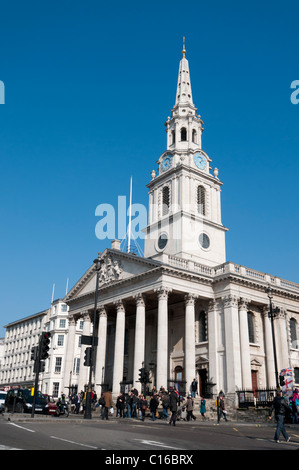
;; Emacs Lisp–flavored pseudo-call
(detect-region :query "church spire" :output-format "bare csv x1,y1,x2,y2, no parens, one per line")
175,37,194,107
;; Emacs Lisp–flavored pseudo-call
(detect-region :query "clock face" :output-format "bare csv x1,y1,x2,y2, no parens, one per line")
194,153,206,170
161,154,173,172
158,233,168,250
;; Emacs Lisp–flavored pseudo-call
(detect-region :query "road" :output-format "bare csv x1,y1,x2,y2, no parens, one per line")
1,414,299,454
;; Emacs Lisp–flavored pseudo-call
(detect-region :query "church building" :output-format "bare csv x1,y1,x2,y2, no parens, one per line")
64,42,299,403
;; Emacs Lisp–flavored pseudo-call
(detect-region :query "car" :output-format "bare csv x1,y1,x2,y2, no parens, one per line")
4,389,47,414
0,391,7,413
43,394,58,415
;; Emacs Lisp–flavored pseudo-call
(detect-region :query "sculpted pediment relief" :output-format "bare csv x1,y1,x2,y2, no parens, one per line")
99,256,123,286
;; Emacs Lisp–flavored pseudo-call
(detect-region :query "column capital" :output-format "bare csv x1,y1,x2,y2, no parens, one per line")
222,295,239,308
184,293,197,306
134,292,145,307
238,298,250,311
208,299,217,312
155,286,172,300
67,315,77,327
114,299,125,312
98,305,107,317
81,310,91,321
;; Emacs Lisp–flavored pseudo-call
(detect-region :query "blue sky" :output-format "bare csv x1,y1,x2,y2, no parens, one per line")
0,0,298,336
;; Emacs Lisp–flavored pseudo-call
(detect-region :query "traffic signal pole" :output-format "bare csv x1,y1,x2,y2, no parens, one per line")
31,331,51,418
31,336,41,418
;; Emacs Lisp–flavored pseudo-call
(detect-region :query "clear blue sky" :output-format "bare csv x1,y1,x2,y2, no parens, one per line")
0,0,298,337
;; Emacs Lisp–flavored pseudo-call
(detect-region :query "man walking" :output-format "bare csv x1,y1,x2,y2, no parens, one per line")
269,390,290,443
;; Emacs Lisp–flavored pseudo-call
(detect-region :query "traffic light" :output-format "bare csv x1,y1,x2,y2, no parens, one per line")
39,361,45,373
40,332,51,360
138,367,145,382
31,346,38,361
144,370,149,384
84,347,92,366
279,375,285,387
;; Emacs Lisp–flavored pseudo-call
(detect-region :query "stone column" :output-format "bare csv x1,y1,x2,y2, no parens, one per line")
133,293,146,393
94,306,107,395
238,298,252,389
78,311,91,391
222,295,242,394
207,300,218,393
263,306,276,388
112,300,125,396
276,308,289,372
63,315,77,392
184,293,197,394
155,287,170,391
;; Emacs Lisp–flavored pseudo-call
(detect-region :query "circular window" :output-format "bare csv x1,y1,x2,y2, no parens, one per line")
157,233,168,251
199,233,210,249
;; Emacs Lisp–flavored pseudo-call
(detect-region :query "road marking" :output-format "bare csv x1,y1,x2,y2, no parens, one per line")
9,423,35,433
0,444,22,450
50,435,98,449
134,439,182,450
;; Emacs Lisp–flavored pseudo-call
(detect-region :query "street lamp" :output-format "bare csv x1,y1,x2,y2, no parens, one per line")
84,257,104,419
265,286,280,389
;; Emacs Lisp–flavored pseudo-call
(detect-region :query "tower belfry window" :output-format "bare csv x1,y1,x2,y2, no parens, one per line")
181,127,187,141
162,186,170,215
197,186,206,215
192,129,197,143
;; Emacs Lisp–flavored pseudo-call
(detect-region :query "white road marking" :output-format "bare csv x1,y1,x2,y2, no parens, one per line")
9,423,35,433
0,444,22,450
50,435,98,449
134,439,182,450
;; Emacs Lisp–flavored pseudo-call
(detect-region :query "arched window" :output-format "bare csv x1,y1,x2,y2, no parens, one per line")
162,186,170,216
197,186,206,215
192,129,197,143
181,127,187,141
172,130,175,145
198,311,207,342
290,318,298,349
247,312,255,343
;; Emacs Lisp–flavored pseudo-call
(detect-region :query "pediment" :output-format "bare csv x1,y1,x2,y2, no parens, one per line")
65,249,161,302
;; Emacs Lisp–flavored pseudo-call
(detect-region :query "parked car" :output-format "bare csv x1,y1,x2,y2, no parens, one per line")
4,389,47,414
0,391,7,413
43,394,58,415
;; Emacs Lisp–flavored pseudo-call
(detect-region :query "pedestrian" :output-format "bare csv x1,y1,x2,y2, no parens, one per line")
150,395,158,420
216,395,227,422
102,390,113,420
138,394,147,421
125,392,132,418
116,393,125,417
161,393,169,419
200,396,206,420
169,389,179,426
268,390,290,443
131,393,138,418
191,378,198,398
186,396,196,421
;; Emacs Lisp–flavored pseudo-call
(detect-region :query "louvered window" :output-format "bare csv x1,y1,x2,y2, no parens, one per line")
197,186,206,215
162,186,170,215
290,318,298,349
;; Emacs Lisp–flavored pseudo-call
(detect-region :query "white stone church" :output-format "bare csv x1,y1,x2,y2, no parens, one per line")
60,43,299,402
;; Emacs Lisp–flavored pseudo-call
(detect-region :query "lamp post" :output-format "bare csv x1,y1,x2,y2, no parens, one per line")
84,257,104,419
266,286,280,389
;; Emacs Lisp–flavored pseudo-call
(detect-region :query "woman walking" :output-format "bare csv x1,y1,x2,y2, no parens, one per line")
200,397,206,420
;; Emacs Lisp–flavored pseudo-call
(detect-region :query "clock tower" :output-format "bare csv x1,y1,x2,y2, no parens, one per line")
144,40,228,267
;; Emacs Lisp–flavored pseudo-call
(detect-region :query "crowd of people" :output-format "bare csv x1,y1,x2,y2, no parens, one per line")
95,386,207,425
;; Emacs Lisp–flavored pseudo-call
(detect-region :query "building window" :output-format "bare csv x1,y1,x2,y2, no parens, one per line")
294,367,299,384
162,186,170,215
197,186,206,215
247,312,255,343
61,304,67,312
55,357,62,373
57,335,64,347
290,318,298,349
172,130,175,144
198,311,207,342
181,127,187,141
59,319,66,329
192,129,197,143
52,382,59,398
73,357,80,375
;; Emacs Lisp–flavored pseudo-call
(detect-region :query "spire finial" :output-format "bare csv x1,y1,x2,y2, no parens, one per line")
182,36,186,58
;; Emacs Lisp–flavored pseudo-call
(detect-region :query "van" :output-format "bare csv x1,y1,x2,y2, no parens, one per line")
4,389,47,413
